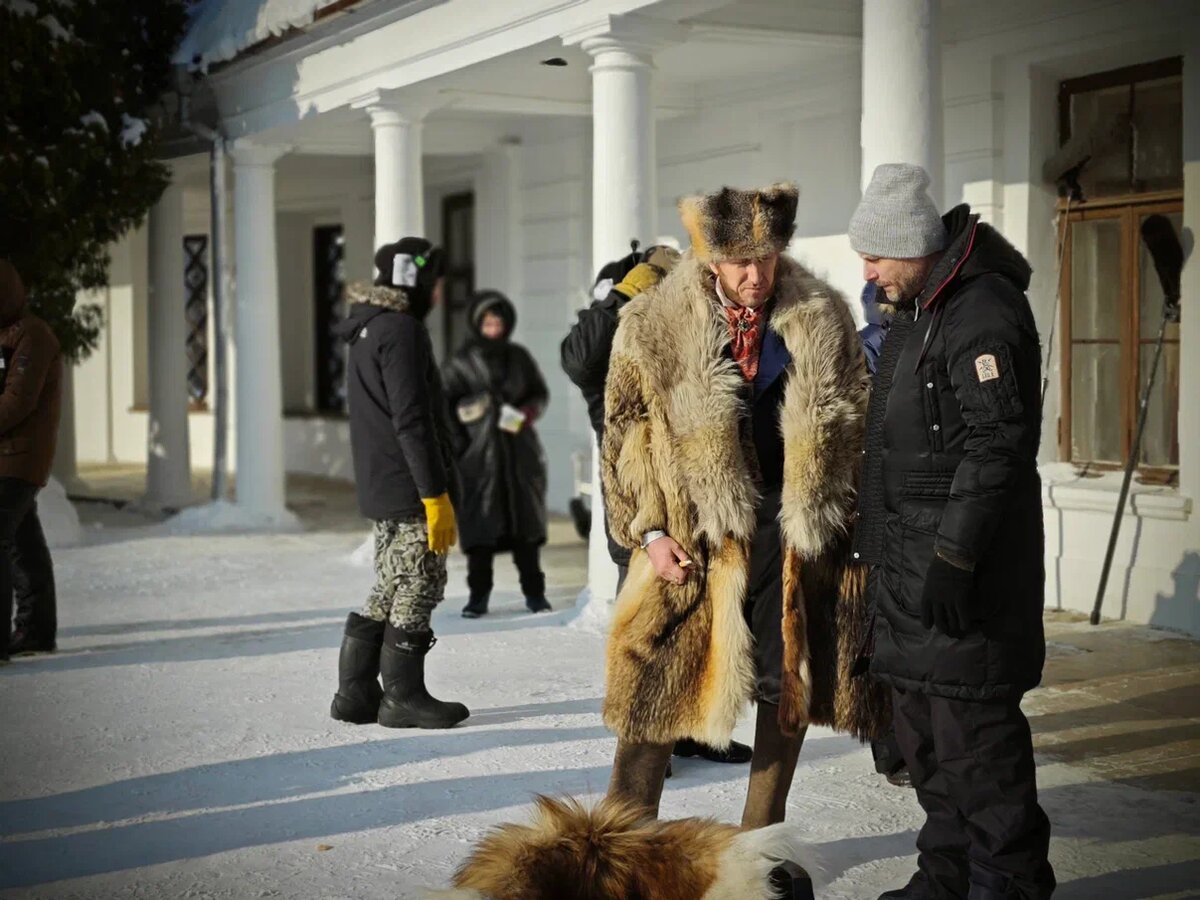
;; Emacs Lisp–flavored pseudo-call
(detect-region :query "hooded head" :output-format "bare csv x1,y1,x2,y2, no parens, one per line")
677,182,798,264
468,290,516,344
0,259,28,327
373,237,445,321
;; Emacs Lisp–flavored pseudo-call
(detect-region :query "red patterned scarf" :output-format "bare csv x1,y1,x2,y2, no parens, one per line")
724,303,765,380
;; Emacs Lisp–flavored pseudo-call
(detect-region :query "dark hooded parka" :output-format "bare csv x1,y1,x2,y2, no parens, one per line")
854,204,1046,701
442,292,549,553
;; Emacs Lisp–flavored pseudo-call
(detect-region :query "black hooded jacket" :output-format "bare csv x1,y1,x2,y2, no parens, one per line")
337,282,455,522
853,204,1046,700
442,293,549,552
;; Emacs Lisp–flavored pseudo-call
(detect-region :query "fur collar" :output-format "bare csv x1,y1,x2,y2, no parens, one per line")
344,280,412,312
614,254,864,556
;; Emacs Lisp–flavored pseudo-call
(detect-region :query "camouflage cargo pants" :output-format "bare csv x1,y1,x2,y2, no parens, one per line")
360,517,447,632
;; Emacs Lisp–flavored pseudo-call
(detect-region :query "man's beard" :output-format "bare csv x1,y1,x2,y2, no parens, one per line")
889,260,933,303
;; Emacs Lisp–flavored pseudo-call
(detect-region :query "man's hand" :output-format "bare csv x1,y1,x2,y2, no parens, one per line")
646,535,693,586
420,493,458,554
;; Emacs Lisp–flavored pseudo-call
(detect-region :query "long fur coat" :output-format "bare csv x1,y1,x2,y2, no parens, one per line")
601,254,891,746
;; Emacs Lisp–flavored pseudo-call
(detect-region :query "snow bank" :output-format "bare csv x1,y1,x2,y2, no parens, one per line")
163,500,301,535
347,532,374,567
565,586,613,635
174,0,367,69
39,477,83,549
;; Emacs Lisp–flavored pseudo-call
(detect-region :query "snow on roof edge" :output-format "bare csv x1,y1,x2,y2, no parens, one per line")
173,0,366,70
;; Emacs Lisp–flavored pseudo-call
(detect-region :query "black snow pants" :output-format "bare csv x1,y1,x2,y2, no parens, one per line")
467,541,545,602
0,478,55,656
891,687,1055,899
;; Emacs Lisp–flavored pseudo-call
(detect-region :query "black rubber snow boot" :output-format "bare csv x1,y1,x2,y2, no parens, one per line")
462,595,489,618
377,624,469,729
330,612,385,724
9,626,56,656
673,737,753,764
524,596,552,613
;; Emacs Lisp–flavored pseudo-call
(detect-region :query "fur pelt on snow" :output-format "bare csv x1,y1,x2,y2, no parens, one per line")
600,253,891,746
427,795,812,900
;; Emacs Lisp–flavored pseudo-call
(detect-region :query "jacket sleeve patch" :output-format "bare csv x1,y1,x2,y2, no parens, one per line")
974,353,999,383
952,342,1022,424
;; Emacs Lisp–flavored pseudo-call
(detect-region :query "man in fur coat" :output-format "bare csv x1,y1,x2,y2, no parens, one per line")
600,183,890,828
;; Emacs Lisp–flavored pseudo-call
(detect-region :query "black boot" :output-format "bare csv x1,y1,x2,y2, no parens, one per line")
525,596,552,613
330,613,385,724
9,625,55,656
462,595,489,618
673,737,753,764
378,624,469,729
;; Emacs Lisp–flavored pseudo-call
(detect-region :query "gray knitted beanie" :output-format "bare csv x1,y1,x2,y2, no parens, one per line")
849,163,946,258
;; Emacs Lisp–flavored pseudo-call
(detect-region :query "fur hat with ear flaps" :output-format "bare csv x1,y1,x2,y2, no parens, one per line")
678,182,799,262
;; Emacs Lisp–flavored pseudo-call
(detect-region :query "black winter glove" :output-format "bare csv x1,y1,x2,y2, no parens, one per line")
920,555,977,638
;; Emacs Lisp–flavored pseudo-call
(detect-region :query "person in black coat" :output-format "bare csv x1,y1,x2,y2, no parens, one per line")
850,165,1053,900
443,291,552,617
560,244,678,571
329,237,468,731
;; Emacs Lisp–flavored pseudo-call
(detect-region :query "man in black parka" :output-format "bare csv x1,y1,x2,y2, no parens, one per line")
849,164,1054,900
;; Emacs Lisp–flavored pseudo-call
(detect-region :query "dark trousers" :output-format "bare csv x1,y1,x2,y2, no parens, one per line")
745,490,784,705
0,478,56,655
467,542,545,600
892,687,1055,900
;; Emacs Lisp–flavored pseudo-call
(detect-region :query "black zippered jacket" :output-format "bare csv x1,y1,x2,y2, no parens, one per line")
853,205,1046,700
337,283,455,522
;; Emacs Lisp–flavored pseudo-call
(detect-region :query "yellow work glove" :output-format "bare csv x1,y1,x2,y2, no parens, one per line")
613,262,665,299
421,493,458,554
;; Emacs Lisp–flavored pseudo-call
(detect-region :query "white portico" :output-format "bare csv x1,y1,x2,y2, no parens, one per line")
70,0,1200,634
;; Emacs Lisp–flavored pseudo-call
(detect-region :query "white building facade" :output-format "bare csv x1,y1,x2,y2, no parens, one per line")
70,0,1200,632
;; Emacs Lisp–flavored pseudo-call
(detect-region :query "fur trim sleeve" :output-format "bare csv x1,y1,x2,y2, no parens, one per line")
777,287,869,559
601,348,667,550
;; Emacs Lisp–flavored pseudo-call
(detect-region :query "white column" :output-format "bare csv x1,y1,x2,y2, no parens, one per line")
474,139,522,298
566,15,683,607
1179,47,1200,502
861,0,943,204
144,178,193,508
356,92,432,256
231,141,293,524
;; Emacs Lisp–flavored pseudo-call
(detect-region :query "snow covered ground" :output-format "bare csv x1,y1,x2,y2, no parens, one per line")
1,509,1198,898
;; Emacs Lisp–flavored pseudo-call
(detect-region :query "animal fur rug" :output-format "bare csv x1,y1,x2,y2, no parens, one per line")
426,795,820,899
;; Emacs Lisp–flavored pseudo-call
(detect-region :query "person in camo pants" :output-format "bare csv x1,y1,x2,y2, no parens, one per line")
360,519,448,632
329,236,468,730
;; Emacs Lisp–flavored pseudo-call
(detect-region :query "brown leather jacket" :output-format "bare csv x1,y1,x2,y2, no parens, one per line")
0,261,63,486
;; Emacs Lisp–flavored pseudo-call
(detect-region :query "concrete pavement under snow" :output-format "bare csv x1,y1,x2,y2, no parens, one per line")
0,478,1197,898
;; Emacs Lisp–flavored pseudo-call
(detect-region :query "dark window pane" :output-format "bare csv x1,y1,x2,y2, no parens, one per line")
313,226,347,414
1071,218,1122,339
1070,84,1131,197
183,235,209,403
1138,341,1180,468
1133,77,1183,192
1071,342,1122,464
